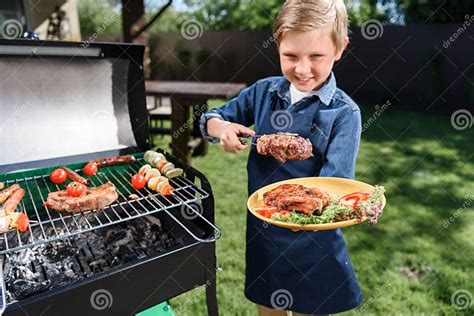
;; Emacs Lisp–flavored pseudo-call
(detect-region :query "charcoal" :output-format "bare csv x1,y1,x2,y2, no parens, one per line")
89,258,108,272
130,222,149,240
3,216,183,304
111,245,136,265
43,241,79,263
45,264,76,288
10,280,50,300
104,229,133,246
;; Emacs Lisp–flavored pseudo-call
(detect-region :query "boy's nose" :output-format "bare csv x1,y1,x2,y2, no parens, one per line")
295,60,311,76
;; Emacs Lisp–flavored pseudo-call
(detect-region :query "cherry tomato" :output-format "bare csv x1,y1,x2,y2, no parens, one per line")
131,174,146,190
83,162,98,176
67,182,86,197
50,168,67,184
10,213,29,233
255,206,278,218
339,191,371,209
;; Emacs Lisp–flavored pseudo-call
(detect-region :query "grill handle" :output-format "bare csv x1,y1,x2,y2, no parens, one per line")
163,202,221,243
157,150,220,242
160,149,217,226
186,167,215,224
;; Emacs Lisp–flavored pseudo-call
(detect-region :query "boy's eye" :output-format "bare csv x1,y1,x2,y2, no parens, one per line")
283,54,297,59
310,54,323,59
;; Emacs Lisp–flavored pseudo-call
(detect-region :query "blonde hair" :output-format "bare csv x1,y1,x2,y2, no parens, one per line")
273,0,348,52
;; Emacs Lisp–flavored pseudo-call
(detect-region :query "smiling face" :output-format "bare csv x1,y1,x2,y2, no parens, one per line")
278,27,348,92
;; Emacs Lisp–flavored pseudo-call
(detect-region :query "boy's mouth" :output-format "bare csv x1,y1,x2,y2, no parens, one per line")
295,76,314,84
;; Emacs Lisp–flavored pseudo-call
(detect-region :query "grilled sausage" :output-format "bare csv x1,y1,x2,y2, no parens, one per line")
3,188,25,215
93,155,136,167
0,184,21,204
62,167,90,185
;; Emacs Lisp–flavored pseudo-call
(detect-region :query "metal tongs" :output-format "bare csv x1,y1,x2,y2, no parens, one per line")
238,133,261,146
238,132,300,145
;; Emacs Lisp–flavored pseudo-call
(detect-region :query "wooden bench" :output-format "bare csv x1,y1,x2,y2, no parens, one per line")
145,80,246,164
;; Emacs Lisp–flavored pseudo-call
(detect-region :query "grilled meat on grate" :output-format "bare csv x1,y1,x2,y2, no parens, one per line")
0,184,21,204
3,187,25,215
93,155,136,167
62,167,90,186
256,133,313,163
263,184,331,215
46,182,118,213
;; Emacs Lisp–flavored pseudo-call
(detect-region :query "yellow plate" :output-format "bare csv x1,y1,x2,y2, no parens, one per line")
247,177,386,231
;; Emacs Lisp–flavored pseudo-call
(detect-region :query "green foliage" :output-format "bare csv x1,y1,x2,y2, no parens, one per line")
78,0,122,37
346,0,392,26
78,0,472,39
184,0,471,29
146,6,188,33
186,0,400,29
79,0,184,37
188,0,285,31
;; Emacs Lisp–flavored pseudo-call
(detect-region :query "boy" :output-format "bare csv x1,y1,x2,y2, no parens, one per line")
200,0,362,315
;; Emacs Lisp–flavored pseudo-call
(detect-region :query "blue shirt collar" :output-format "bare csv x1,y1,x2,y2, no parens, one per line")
268,72,337,106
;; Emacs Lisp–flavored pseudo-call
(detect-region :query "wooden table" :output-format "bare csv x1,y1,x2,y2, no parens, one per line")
145,81,246,163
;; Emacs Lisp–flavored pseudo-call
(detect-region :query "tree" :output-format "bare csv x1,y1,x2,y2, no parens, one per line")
78,0,122,37
346,0,393,26
78,0,473,39
146,7,187,33
187,0,285,31
79,0,186,37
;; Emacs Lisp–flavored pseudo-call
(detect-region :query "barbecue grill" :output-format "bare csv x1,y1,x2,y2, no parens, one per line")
0,39,220,315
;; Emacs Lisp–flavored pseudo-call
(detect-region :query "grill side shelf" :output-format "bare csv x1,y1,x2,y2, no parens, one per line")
0,154,217,254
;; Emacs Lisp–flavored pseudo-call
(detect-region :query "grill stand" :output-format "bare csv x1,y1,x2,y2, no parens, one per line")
206,268,219,316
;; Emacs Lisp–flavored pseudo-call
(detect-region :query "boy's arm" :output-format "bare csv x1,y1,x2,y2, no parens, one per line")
318,108,362,179
199,83,257,152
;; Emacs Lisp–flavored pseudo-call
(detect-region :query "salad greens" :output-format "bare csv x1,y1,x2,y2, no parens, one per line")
270,185,385,225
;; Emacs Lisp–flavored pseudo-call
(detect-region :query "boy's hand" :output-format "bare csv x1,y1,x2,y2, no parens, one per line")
207,118,255,153
219,122,255,153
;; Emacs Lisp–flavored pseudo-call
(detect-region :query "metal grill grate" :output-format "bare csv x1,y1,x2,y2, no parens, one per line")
0,158,218,254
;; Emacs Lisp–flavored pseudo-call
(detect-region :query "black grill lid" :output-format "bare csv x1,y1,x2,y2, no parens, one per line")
0,39,149,173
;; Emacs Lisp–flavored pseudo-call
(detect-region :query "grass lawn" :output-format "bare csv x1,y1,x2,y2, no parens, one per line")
151,101,474,315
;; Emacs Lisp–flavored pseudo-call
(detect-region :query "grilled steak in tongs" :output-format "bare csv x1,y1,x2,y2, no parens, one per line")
256,133,313,163
263,184,331,215
47,182,118,213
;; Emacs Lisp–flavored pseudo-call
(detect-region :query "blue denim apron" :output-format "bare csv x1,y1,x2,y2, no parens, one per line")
244,96,362,314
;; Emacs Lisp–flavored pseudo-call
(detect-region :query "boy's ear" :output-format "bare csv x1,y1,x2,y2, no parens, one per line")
335,37,349,61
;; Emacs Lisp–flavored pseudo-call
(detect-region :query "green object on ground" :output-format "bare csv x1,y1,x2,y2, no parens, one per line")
136,301,175,316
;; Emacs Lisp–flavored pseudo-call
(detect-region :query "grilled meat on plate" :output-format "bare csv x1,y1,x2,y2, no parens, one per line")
256,133,313,163
47,182,118,213
263,184,331,215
